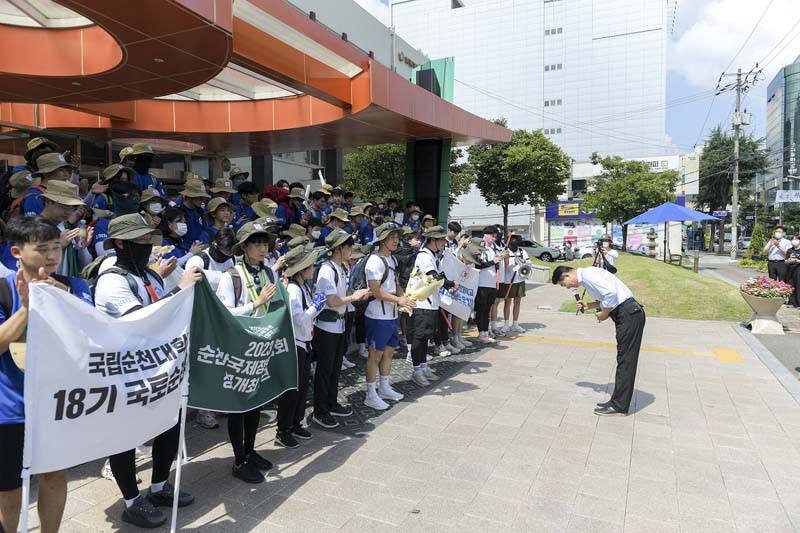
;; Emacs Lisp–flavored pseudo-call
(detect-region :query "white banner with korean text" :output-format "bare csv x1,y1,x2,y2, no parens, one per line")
439,250,479,321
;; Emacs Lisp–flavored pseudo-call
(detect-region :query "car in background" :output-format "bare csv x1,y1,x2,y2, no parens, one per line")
739,237,752,251
520,240,561,262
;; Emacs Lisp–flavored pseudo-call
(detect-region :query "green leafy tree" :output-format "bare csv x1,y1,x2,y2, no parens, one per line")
343,144,405,201
745,222,766,260
582,153,681,249
469,119,570,231
448,148,474,206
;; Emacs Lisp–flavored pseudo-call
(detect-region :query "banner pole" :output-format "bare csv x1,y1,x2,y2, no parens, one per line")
19,468,31,532
169,397,189,533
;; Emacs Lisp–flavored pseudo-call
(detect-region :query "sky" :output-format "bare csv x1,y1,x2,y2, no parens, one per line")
355,0,800,154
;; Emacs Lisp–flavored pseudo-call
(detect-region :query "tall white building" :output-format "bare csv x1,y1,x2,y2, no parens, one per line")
391,0,674,160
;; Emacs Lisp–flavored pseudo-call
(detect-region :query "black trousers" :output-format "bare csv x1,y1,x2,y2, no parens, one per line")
609,299,646,413
355,308,366,344
312,327,345,417
277,345,311,432
227,409,260,465
437,310,449,345
790,265,800,306
474,287,497,331
768,260,788,282
411,309,438,366
109,419,181,500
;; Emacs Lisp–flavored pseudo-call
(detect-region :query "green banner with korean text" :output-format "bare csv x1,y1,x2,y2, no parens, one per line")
187,279,297,413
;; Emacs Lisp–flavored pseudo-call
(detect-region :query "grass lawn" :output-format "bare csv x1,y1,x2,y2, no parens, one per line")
533,253,751,322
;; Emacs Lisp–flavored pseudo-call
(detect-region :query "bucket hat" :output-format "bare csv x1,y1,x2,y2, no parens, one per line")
423,225,447,239
287,235,311,250
210,178,238,194
24,137,60,162
251,198,278,219
41,181,84,206
179,180,210,198
103,214,162,250
282,224,307,239
232,222,276,255
204,197,233,221
33,153,75,176
229,167,249,179
130,143,154,156
288,187,306,200
284,247,322,278
325,229,353,251
374,222,402,242
119,146,134,162
329,208,350,222
102,164,134,184
9,170,40,199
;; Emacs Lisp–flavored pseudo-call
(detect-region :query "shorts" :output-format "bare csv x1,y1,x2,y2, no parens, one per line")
0,423,24,491
498,282,526,299
365,317,400,351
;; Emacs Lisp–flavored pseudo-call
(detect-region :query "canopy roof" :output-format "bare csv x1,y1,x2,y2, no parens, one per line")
624,202,719,225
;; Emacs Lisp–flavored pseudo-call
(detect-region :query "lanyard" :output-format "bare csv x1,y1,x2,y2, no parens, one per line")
239,261,269,316
143,275,160,303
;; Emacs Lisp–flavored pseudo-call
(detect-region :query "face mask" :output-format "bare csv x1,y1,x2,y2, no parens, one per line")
112,192,141,216
378,204,385,210
311,230,321,239
175,222,188,237
210,245,232,263
602,242,610,249
793,240,800,247
509,243,519,252
411,213,420,221
232,179,246,189
484,235,496,246
124,241,153,271
148,203,164,215
132,157,151,175
775,232,784,239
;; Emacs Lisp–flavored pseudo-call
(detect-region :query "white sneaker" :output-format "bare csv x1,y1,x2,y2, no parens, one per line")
101,459,114,481
358,344,369,359
451,338,466,350
412,369,430,387
427,353,433,362
476,334,497,344
493,327,507,337
135,445,152,458
511,323,525,333
195,410,219,429
406,352,413,363
365,393,389,410
436,346,451,357
341,356,355,369
445,342,461,354
423,367,440,381
459,337,473,346
378,385,404,401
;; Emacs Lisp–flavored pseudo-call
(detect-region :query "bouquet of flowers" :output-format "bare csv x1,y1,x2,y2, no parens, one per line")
740,276,794,299
400,266,444,315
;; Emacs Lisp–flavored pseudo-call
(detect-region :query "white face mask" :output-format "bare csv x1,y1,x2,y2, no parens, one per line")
602,242,610,249
775,232,784,239
148,203,164,215
793,239,800,247
175,222,188,237
311,230,321,239
411,213,420,221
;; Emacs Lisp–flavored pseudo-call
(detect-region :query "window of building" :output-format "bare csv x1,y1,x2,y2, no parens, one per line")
545,29,550,35
544,100,550,107
452,0,465,8
557,99,562,105
556,128,562,133
557,27,563,34
556,63,562,70
544,129,550,134
544,65,550,71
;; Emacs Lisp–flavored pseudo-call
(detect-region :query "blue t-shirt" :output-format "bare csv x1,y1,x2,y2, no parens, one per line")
0,274,92,424
235,203,255,228
92,192,112,211
132,171,165,197
162,237,190,261
92,217,112,257
179,203,207,244
0,244,17,271
274,205,289,226
21,186,45,217
361,224,375,245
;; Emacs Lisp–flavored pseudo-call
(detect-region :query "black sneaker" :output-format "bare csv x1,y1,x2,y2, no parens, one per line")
594,405,627,416
292,426,313,440
596,400,612,407
275,431,299,449
329,403,352,417
312,412,339,429
232,461,265,484
247,451,273,470
122,495,167,529
146,481,194,508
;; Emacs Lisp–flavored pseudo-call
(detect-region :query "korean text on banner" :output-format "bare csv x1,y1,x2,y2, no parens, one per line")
439,251,479,321
188,279,298,413
23,283,194,475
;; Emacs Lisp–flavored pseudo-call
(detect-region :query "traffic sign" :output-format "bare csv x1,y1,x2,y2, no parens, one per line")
712,211,728,217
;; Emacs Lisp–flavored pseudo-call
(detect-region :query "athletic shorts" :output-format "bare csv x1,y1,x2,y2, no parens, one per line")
498,282,526,299
0,423,24,491
365,317,400,351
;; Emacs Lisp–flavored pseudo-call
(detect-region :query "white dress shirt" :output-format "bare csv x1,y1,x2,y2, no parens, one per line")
577,267,633,310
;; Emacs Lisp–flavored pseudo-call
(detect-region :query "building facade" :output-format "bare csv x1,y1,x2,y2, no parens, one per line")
765,55,800,207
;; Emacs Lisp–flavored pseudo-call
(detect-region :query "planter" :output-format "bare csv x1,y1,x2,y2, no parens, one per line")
741,292,785,335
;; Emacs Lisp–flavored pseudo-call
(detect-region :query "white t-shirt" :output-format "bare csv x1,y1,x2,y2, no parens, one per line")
287,280,317,346
413,248,441,310
365,253,398,319
186,252,234,290
478,246,498,288
94,262,166,318
505,248,532,282
216,263,275,318
315,261,347,334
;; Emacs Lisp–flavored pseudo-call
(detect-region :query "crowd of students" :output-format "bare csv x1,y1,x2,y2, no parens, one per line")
0,137,533,531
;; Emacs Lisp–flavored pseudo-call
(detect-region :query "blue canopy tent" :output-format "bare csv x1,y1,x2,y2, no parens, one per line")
624,202,719,262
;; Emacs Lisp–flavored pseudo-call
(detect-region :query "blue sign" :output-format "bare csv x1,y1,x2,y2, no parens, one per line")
545,200,596,221
712,211,727,217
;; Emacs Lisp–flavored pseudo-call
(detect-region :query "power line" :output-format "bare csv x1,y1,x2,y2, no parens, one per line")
723,0,774,73
758,15,800,67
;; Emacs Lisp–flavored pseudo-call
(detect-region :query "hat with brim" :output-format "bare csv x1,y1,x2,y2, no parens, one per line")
288,187,306,200
140,188,166,205
285,247,322,278
119,146,134,161
41,181,84,206
252,198,278,219
423,225,447,239
179,180,210,198
350,244,367,261
103,214,162,250
350,207,365,217
9,170,40,199
229,167,249,180
315,187,332,196
325,229,354,251
204,197,233,221
92,208,114,219
461,242,485,264
408,206,422,215
102,164,134,184
24,137,60,162
329,208,350,222
600,234,612,241
287,235,310,250
210,179,238,194
33,153,75,176
422,214,437,224
375,222,402,242
282,224,307,239
232,222,276,256
130,143,154,156
253,215,280,228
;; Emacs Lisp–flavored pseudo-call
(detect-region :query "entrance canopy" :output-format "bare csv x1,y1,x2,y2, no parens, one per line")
0,0,510,156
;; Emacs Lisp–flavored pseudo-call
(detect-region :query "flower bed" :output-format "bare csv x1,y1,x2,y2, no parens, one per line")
739,276,794,299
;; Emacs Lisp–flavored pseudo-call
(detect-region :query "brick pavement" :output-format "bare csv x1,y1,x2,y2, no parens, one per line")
24,300,800,532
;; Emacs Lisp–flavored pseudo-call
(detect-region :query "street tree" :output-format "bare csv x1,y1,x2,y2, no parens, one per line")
449,147,474,205
582,153,680,249
343,144,405,201
469,119,570,232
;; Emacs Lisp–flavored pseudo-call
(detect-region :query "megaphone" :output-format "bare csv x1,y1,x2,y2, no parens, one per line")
517,264,532,280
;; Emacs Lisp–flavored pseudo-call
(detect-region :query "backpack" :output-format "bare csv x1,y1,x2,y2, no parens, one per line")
226,264,275,306
82,258,163,305
348,253,393,312
8,185,45,221
392,246,419,289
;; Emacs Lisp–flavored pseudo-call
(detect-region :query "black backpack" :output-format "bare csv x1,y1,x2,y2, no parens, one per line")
348,253,394,312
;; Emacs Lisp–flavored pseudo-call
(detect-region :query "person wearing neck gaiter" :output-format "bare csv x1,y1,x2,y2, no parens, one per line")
92,181,142,257
94,214,202,529
128,144,166,197
215,223,278,484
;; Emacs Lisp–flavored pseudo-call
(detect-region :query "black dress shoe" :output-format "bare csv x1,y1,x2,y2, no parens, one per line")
596,400,612,407
594,405,627,416
247,451,273,470
146,481,194,507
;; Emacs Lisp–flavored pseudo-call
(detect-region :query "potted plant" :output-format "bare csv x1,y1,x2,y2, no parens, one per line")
740,276,794,334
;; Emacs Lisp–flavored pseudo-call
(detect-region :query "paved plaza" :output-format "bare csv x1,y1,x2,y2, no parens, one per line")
26,291,800,532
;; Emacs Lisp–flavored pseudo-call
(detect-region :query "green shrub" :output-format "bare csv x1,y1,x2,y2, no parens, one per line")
745,223,766,260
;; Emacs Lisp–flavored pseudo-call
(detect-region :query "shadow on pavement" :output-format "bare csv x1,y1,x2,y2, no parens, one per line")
574,381,655,415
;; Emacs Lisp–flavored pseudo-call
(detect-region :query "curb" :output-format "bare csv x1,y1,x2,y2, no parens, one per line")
733,324,800,404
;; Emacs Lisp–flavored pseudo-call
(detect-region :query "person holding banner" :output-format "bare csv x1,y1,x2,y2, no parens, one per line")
94,214,202,528
364,223,414,409
410,226,455,387
276,246,327,448
0,216,94,533
312,230,371,429
216,222,279,484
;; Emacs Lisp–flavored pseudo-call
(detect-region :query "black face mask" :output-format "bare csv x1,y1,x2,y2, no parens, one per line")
209,245,232,264
509,243,519,252
133,156,151,175
120,241,152,272
112,192,141,216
